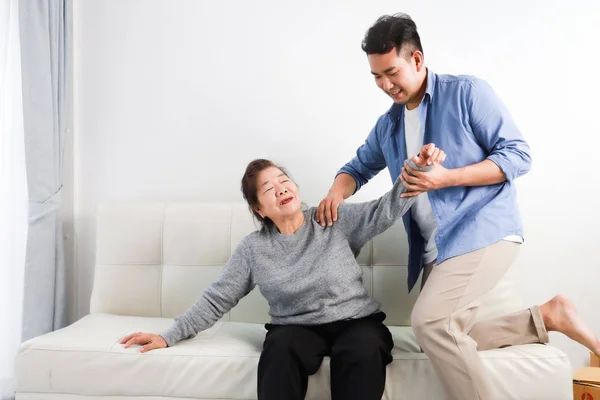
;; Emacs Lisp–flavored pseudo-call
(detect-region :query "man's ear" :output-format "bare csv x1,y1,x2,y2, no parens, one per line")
413,50,425,71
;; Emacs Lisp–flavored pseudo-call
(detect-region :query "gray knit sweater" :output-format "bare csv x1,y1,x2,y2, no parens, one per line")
160,161,430,347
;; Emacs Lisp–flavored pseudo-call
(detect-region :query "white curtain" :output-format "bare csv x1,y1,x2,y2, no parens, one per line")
19,0,70,342
0,0,27,398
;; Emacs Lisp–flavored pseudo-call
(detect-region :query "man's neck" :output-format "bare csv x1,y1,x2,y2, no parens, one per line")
406,70,428,110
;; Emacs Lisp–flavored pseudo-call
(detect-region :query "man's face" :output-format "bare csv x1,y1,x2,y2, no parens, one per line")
368,48,423,105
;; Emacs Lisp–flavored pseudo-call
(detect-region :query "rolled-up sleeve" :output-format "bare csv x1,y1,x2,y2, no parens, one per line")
337,116,388,192
469,78,532,182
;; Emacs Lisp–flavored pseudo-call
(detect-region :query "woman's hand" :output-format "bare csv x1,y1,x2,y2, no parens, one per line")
120,332,167,353
400,143,449,198
412,143,446,167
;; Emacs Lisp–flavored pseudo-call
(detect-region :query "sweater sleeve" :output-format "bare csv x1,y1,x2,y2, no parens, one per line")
335,160,432,254
159,238,255,347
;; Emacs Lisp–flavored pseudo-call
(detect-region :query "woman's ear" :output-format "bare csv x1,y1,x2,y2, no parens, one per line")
253,206,264,218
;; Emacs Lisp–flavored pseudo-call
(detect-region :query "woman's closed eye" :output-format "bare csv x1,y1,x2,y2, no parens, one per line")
263,179,289,193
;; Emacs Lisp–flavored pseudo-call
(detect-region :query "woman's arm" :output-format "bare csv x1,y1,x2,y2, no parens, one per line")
158,239,255,346
334,144,445,251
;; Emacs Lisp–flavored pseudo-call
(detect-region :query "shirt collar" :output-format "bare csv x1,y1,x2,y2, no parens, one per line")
388,68,436,122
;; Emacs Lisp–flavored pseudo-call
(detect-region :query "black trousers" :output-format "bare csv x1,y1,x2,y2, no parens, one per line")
257,312,394,400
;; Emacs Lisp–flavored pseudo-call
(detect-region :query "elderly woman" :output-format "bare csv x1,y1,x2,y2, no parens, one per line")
119,144,439,400
121,144,599,400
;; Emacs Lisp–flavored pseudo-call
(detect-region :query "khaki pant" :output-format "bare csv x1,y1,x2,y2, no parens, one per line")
413,241,549,400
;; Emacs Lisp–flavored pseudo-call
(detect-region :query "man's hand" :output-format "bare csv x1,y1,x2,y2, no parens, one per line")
317,173,356,227
317,191,345,227
400,162,455,198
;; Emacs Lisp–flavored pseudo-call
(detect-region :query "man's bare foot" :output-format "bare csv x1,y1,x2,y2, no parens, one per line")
540,294,600,358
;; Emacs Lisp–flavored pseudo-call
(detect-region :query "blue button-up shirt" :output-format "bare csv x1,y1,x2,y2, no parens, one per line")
338,69,531,291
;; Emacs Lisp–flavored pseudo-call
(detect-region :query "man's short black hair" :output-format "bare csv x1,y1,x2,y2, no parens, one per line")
361,13,423,57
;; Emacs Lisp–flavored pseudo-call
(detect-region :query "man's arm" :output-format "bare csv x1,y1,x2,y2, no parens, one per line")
330,173,358,200
317,117,388,226
468,77,531,182
400,78,531,196
400,158,505,196
451,159,506,186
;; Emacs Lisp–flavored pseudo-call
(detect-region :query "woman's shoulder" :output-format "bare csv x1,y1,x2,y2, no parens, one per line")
335,202,363,220
304,206,328,228
304,206,317,219
242,229,269,245
303,205,351,233
300,204,359,224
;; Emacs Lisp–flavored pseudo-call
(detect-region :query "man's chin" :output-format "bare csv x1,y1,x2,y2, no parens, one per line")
389,95,408,105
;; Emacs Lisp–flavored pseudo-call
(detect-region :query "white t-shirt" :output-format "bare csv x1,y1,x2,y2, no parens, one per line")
404,106,439,264
403,106,522,264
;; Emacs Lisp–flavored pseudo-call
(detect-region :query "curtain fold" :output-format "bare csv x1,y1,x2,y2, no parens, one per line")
19,0,71,341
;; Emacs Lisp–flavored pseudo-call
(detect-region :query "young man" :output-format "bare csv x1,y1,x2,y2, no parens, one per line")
317,13,600,400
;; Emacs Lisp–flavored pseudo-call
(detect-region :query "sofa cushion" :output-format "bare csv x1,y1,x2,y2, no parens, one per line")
15,313,572,400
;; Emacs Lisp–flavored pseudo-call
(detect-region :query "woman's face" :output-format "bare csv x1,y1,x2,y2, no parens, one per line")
254,167,302,222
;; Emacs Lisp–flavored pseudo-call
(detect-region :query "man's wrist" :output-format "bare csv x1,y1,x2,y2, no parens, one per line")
328,188,345,199
446,168,461,187
331,174,357,199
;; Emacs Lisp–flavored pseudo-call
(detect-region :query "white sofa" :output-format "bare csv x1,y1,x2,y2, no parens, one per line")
14,203,573,399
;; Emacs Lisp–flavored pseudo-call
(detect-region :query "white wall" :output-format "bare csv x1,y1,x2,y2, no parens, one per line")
73,0,600,368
